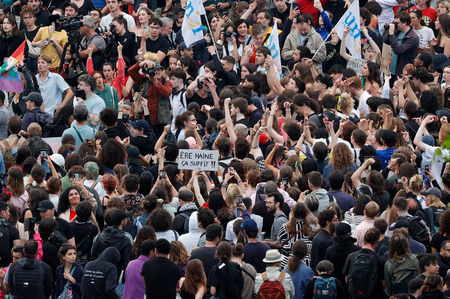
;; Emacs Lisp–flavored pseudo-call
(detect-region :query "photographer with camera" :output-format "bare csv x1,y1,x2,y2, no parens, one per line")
104,16,136,65
383,11,419,77
76,15,105,70
128,58,172,137
32,9,68,73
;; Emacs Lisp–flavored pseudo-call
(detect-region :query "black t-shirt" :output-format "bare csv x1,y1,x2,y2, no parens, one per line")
270,7,290,29
431,233,448,252
55,217,74,241
188,92,215,107
242,242,270,273
141,256,181,299
23,27,39,42
236,118,249,128
145,35,170,68
78,0,95,16
342,248,386,299
190,246,219,280
69,221,99,258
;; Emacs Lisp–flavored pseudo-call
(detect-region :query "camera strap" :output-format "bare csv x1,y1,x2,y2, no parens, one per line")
48,26,63,62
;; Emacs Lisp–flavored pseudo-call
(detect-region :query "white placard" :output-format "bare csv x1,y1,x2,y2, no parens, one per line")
347,57,366,78
179,149,219,171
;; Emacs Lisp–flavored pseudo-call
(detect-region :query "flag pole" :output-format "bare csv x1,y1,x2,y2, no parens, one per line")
203,14,219,54
311,30,333,61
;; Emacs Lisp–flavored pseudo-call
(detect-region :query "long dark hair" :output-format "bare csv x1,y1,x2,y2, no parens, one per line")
365,61,382,86
54,105,74,126
1,15,20,36
57,186,81,214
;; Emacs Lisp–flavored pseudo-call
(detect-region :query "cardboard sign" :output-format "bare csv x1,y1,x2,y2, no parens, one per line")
347,57,365,78
179,149,219,171
381,43,393,75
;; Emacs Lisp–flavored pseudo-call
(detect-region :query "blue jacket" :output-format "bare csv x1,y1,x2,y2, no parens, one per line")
53,263,84,299
316,10,334,41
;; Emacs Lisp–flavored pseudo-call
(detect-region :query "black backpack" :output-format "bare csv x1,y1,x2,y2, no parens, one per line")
76,234,91,267
348,251,379,298
404,216,430,248
12,258,45,292
31,110,55,137
0,221,10,265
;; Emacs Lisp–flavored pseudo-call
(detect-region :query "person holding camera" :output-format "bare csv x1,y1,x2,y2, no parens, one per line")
32,9,68,72
73,15,106,70
104,16,136,65
128,58,172,137
383,11,419,77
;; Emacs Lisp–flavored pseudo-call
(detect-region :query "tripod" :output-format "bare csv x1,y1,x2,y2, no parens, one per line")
58,30,83,77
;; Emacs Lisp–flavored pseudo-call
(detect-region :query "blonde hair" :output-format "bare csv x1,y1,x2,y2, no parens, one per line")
428,194,446,208
339,92,354,114
143,52,160,62
409,174,424,193
438,0,450,13
225,183,242,208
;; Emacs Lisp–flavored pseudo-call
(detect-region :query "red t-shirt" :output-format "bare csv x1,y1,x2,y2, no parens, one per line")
70,209,77,221
408,6,437,25
296,0,329,26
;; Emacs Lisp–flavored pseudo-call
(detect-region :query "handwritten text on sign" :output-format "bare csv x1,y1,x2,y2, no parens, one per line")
179,150,219,171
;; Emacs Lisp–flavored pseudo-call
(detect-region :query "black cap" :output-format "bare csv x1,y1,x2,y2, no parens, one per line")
23,92,43,106
111,209,132,226
37,200,55,211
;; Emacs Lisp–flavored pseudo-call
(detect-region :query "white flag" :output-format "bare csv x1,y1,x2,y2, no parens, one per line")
182,0,205,48
265,22,282,78
333,0,362,59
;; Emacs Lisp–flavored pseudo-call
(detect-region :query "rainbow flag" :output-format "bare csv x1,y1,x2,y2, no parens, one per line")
0,40,25,93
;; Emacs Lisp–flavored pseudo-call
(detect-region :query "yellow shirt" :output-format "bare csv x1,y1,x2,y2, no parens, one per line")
33,26,68,68
249,26,282,43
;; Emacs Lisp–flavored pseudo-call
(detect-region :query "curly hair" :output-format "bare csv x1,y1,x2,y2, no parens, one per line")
339,92,355,114
132,225,156,257
420,91,441,114
438,210,450,238
147,208,172,232
330,143,353,170
57,186,82,215
99,139,126,170
106,197,126,210
169,241,190,265
391,118,407,148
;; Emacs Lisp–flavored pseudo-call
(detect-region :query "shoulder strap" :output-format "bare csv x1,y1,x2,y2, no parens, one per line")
277,271,285,282
110,86,116,108
351,212,356,225
73,127,84,143
327,193,334,203
428,208,435,235
2,140,10,149
282,226,303,246
262,272,268,281
242,267,255,281
48,26,62,61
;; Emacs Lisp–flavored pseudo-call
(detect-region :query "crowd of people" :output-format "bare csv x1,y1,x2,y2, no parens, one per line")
0,0,450,298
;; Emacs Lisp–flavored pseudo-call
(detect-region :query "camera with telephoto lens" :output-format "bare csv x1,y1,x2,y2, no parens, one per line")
142,65,156,77
383,21,397,32
96,23,116,34
223,30,233,39
53,15,84,32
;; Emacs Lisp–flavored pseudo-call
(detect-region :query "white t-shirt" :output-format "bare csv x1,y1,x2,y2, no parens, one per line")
414,26,435,49
100,12,136,30
358,91,371,117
